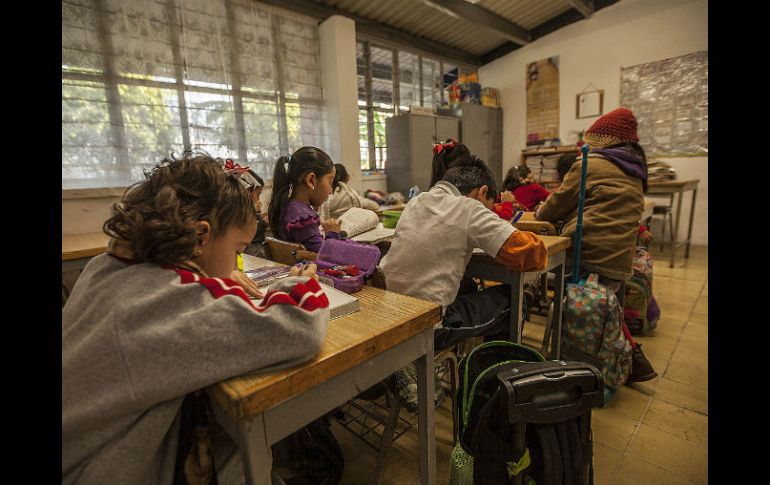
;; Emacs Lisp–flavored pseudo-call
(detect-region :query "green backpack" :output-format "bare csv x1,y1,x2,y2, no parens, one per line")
449,341,545,485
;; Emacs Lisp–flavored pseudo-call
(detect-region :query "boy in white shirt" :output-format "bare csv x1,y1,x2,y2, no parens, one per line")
381,156,547,350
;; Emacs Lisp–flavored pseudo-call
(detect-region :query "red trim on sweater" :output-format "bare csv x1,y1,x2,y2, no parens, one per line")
170,266,328,313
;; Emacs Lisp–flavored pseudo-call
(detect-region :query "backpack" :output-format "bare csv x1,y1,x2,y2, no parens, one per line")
624,246,660,335
449,342,604,485
271,413,344,485
561,273,632,398
449,341,545,485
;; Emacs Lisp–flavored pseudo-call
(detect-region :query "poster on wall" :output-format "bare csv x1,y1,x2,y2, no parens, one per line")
620,51,707,156
526,57,560,146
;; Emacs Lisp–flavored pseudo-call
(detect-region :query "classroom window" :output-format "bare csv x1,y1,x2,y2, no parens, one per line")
357,41,473,172
61,0,327,189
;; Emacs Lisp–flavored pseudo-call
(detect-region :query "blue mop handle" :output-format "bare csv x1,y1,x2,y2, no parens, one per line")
571,144,590,283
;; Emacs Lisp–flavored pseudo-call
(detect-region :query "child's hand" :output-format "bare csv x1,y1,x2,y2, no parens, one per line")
321,218,341,233
229,269,264,299
290,262,318,280
500,191,516,204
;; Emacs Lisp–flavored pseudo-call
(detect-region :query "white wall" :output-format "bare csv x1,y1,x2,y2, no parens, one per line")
319,15,364,192
479,0,708,245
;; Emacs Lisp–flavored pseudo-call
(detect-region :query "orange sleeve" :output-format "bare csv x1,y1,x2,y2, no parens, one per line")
494,230,548,272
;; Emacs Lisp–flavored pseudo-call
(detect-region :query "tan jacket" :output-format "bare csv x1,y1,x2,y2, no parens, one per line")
319,181,380,220
536,155,643,281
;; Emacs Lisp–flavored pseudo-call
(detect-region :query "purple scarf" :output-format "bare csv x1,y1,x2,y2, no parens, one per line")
591,146,648,191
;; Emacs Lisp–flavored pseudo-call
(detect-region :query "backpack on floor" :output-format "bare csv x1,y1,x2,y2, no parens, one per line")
271,413,344,485
449,341,545,485
624,246,660,335
562,273,632,396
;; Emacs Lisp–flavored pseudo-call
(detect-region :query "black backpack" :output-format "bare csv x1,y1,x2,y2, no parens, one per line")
272,413,345,485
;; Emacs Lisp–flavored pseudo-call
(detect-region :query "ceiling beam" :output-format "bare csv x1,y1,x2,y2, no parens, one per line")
421,0,532,45
255,0,480,66
478,0,619,66
567,0,595,18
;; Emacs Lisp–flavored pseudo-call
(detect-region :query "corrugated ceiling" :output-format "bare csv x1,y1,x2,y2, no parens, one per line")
322,0,576,58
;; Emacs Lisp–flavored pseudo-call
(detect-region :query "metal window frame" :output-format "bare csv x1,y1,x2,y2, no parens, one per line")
357,38,472,172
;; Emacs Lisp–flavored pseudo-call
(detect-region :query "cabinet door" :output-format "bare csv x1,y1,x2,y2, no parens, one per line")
410,114,437,192
486,108,503,189
436,116,459,145
386,115,412,195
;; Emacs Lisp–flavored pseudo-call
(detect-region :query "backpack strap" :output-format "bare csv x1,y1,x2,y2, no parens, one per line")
535,423,563,485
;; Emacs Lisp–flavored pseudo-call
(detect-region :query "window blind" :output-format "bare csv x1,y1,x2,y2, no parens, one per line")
62,0,327,189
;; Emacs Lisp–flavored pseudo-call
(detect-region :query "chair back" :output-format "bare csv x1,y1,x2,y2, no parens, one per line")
264,237,317,265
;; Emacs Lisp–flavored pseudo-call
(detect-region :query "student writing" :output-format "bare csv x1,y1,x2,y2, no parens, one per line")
62,151,328,485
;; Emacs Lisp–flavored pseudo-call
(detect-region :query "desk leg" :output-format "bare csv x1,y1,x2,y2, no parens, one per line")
509,273,524,343
550,261,565,360
685,188,698,259
237,415,273,485
670,191,684,268
415,330,436,485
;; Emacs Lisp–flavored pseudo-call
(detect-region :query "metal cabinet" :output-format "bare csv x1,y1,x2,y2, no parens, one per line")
437,103,503,189
385,113,459,195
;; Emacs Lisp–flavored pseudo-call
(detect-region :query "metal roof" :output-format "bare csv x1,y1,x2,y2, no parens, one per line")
260,0,619,66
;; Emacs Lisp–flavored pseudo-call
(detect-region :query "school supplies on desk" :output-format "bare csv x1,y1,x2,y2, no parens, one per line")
243,265,291,287
317,238,380,293
511,210,525,224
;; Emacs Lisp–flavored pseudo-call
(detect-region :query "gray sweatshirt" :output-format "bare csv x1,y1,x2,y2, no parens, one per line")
62,254,329,485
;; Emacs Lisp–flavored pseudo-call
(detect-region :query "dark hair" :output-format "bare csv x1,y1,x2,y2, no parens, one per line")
103,149,256,265
557,154,578,181
332,163,349,192
441,154,498,201
268,146,334,236
429,139,472,188
502,165,530,191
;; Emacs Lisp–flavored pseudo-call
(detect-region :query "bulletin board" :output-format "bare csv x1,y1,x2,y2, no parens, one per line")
526,57,560,145
620,51,708,157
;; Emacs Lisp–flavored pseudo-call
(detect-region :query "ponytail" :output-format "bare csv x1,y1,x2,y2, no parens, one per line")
267,147,334,237
429,140,471,188
268,156,292,237
332,163,349,192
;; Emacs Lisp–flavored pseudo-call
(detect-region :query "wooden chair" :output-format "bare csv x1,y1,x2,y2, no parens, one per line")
263,237,317,265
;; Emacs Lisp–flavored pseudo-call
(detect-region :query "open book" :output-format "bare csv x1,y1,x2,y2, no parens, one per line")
338,207,379,238
351,227,395,244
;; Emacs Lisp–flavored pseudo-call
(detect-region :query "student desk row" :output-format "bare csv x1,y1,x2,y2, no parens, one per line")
208,255,442,485
646,179,700,268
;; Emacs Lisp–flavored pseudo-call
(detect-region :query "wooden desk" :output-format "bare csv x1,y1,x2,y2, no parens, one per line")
375,203,406,216
209,255,442,485
62,232,109,272
464,236,571,359
646,179,699,268
514,220,556,235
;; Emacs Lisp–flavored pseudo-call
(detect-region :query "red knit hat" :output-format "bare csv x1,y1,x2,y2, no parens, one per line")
584,107,639,149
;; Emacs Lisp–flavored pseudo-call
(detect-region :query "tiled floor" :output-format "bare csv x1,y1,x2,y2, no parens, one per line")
333,245,708,485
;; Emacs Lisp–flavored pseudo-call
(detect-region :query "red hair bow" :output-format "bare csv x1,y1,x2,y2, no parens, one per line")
432,140,456,155
224,159,250,174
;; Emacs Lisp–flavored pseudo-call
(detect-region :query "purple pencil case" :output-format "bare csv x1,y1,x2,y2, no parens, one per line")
316,238,380,293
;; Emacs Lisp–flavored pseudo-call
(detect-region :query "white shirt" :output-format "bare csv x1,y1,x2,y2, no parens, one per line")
380,181,516,311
